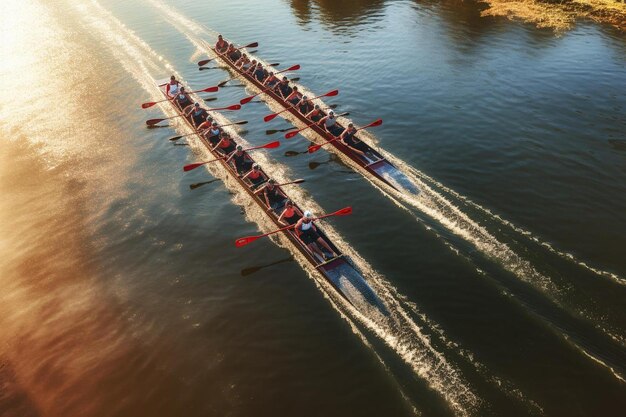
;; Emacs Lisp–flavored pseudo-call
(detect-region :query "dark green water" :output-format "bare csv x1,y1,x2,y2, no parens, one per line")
1,0,625,416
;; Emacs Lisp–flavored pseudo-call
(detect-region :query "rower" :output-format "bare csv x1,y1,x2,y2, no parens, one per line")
166,75,181,99
278,200,301,226
340,123,377,161
227,44,242,62
215,34,228,53
318,110,344,137
242,163,268,188
295,211,337,260
197,115,214,135
207,121,222,147
225,145,253,174
213,132,236,155
174,86,193,111
252,63,266,82
306,104,324,123
244,59,256,74
185,102,208,128
275,77,293,100
235,54,250,69
285,86,303,106
297,95,313,115
256,179,288,212
263,72,280,88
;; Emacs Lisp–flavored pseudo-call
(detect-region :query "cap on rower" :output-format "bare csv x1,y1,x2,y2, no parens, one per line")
236,145,243,151
304,210,312,218
194,102,200,107
253,163,259,169
268,179,275,185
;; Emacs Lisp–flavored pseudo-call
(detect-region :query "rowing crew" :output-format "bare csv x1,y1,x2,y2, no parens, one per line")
171,71,338,260
214,43,379,163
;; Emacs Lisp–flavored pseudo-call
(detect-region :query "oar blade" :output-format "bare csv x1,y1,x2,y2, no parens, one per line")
198,58,212,66
227,104,242,111
308,144,322,153
235,236,258,247
266,129,278,135
324,89,339,97
141,102,157,109
244,42,259,48
183,162,206,172
240,96,254,105
263,141,281,149
218,80,229,87
202,86,219,93
146,118,165,126
269,63,280,67
263,113,278,122
285,130,300,139
286,64,301,71
169,135,184,142
369,118,383,127
234,120,249,125
334,206,353,216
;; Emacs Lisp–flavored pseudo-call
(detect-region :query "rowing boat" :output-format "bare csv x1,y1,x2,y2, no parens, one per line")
205,39,420,195
152,78,385,311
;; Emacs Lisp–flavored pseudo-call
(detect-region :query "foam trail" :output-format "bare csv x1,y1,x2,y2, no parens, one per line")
72,1,493,415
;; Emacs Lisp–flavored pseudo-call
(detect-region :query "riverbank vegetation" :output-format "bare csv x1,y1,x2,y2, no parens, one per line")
480,0,626,31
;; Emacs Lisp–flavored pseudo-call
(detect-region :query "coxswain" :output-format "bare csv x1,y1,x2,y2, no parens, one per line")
285,86,303,106
263,71,280,88
275,77,293,100
242,163,268,188
305,104,324,123
252,63,266,82
174,86,193,111
297,95,313,115
213,132,236,155
295,211,337,260
215,35,228,53
225,145,253,174
340,123,376,160
278,200,301,225
256,179,288,212
207,121,222,147
166,75,181,99
318,110,344,137
185,102,208,128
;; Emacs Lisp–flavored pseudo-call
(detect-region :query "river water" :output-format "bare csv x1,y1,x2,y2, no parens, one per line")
1,0,625,416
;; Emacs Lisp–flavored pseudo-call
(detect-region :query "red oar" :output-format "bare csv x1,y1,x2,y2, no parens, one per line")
234,206,352,247
183,140,280,172
308,119,383,153
146,104,241,126
198,42,259,66
263,90,339,122
239,65,301,105
141,85,219,109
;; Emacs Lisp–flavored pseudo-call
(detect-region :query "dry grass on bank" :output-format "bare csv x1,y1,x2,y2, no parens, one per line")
480,0,626,31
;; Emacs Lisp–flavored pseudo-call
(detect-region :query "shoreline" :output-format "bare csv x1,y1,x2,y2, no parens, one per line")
479,0,626,31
